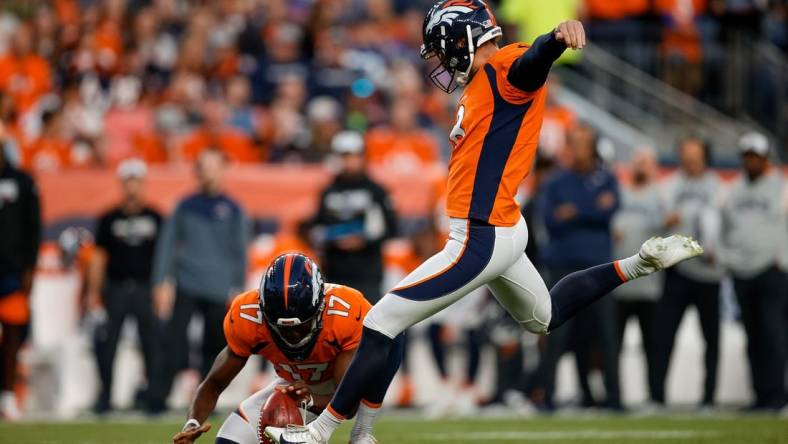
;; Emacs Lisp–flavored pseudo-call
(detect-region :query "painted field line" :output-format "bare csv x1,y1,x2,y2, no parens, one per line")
413,429,719,441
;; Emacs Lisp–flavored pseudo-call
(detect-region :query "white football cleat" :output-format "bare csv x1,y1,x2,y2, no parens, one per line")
265,425,324,444
0,391,20,422
639,235,704,271
454,388,480,417
349,432,379,443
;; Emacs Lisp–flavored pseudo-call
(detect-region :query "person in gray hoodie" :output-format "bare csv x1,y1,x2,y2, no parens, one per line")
721,132,787,411
150,149,249,412
652,136,723,408
612,148,665,404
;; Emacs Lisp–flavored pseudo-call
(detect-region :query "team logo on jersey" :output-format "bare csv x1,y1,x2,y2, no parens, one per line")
0,179,19,208
450,105,466,144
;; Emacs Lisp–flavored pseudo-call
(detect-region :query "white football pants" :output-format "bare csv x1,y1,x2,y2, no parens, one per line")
364,216,552,338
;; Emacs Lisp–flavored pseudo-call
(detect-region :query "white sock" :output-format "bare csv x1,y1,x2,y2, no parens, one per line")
350,401,381,438
615,253,658,282
309,407,344,442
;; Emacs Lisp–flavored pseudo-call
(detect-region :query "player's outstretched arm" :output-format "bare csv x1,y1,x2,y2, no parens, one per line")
173,347,248,443
507,20,586,93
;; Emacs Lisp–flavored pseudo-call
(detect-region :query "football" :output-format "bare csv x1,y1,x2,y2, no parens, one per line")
257,391,304,444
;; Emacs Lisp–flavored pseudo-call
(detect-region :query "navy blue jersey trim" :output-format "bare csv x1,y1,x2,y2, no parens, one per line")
391,224,495,301
467,64,532,222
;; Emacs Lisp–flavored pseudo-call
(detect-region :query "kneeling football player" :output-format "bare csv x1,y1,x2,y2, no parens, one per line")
173,253,396,444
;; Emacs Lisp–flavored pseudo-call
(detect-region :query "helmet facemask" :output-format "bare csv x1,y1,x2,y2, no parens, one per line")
265,302,324,350
422,23,501,93
422,25,475,93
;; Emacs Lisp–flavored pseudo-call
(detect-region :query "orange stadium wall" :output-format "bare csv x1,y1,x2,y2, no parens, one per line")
37,164,787,233
37,164,447,233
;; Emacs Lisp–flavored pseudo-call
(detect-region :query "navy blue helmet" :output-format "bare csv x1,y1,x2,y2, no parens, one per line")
420,0,502,93
259,253,325,361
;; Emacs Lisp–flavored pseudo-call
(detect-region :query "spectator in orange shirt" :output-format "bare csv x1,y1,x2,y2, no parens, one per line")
0,23,52,116
177,101,264,164
657,0,706,95
53,0,80,27
584,0,649,21
22,110,73,173
93,16,124,75
366,98,439,173
539,80,578,159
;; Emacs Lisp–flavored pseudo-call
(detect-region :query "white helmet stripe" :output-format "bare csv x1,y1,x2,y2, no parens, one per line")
311,261,320,305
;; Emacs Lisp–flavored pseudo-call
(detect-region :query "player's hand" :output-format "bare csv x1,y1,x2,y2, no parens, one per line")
596,191,616,210
173,423,211,444
154,282,175,320
554,203,578,221
277,380,313,405
335,235,366,252
555,20,586,50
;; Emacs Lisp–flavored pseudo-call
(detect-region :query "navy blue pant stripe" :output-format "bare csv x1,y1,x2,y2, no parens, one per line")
467,64,532,222
216,438,241,444
391,225,495,301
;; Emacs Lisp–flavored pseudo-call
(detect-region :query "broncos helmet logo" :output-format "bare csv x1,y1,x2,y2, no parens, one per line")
426,5,474,35
422,0,501,93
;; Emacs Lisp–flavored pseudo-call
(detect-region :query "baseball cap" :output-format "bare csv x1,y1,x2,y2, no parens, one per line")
307,96,341,124
117,158,148,180
331,131,365,155
738,132,769,157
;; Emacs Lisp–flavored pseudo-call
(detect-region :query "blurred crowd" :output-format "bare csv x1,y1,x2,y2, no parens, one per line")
0,0,786,422
0,0,451,174
0,0,785,174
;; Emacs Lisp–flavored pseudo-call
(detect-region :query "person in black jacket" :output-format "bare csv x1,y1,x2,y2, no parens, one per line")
306,131,397,304
0,137,41,420
86,159,163,414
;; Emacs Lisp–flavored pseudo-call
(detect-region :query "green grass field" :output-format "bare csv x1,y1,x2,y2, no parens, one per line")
0,415,786,444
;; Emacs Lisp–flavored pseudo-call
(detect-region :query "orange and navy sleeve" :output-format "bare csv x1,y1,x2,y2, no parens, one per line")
505,32,567,95
223,291,257,358
332,286,372,352
493,45,534,104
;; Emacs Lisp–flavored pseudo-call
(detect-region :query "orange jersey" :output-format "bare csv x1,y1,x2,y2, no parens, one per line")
445,43,548,227
365,128,440,171
0,54,52,113
223,284,371,392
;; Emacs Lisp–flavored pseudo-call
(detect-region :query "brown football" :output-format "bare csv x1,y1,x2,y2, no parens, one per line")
258,390,304,444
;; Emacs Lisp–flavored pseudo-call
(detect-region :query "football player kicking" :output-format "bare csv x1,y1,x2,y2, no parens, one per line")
173,253,393,444
267,1,703,443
